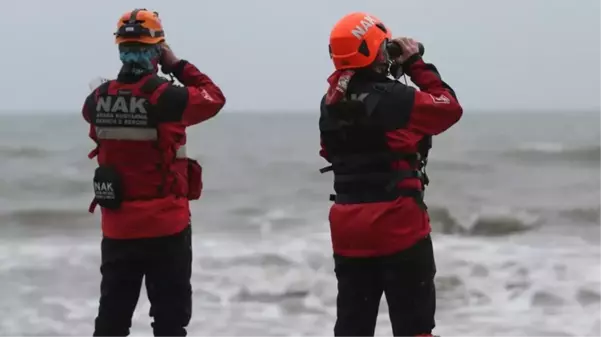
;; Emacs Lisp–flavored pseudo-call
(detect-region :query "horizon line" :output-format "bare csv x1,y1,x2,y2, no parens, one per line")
0,108,599,116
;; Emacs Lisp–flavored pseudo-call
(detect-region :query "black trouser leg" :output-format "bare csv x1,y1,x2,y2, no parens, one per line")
382,236,437,337
94,238,144,336
333,255,383,337
145,226,193,337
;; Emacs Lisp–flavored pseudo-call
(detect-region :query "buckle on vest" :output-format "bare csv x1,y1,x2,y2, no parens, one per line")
88,199,98,213
88,147,99,159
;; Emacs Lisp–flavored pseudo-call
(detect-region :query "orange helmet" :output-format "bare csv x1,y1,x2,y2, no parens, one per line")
329,12,392,70
115,9,165,45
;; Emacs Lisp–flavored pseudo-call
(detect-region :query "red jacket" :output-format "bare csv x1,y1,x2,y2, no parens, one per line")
320,57,463,257
82,60,226,239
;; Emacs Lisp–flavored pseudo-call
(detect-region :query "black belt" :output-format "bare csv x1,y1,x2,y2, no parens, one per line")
319,152,420,174
330,188,424,205
334,170,423,193
333,170,422,183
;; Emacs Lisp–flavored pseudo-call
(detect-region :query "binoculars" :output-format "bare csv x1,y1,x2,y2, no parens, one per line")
386,41,425,59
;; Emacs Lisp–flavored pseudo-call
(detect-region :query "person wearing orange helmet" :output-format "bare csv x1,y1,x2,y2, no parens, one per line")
319,12,463,336
82,9,226,336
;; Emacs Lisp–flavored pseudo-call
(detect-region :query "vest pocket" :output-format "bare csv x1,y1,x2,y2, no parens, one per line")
93,165,124,210
186,159,203,200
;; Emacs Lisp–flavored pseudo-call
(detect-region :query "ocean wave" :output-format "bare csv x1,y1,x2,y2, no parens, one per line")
233,287,310,304
428,206,542,236
205,253,299,269
504,142,600,164
518,142,568,153
427,160,492,172
576,287,601,307
0,209,93,228
222,203,542,240
0,145,52,159
2,203,593,240
558,207,601,225
0,221,598,336
16,177,90,195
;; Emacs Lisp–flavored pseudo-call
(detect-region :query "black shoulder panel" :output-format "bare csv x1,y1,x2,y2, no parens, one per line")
377,82,415,131
156,84,189,123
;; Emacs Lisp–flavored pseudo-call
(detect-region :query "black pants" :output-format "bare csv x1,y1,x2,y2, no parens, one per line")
333,236,436,337
93,226,193,337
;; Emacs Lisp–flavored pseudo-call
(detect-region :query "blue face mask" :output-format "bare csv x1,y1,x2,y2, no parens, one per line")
119,44,161,74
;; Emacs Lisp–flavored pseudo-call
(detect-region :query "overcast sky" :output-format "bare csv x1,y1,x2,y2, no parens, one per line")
1,0,599,113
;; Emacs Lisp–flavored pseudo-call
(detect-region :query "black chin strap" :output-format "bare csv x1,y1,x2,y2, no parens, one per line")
390,62,404,80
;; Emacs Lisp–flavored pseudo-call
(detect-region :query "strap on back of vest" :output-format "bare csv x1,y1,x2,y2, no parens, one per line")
140,75,168,95
363,91,381,117
363,82,395,116
138,75,177,199
324,83,387,127
97,75,166,96
319,152,419,173
97,81,110,96
334,169,422,186
329,188,426,207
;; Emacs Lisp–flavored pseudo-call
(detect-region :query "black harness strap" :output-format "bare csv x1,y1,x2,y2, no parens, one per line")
330,188,424,205
139,75,182,198
97,81,110,96
329,169,427,209
129,9,142,23
334,170,422,185
319,152,419,173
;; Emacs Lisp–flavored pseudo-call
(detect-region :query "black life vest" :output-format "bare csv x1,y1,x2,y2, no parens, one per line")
319,80,431,208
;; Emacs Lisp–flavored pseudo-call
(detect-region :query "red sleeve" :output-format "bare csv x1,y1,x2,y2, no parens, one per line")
82,92,94,124
81,91,99,144
81,95,98,161
405,58,463,135
171,61,226,127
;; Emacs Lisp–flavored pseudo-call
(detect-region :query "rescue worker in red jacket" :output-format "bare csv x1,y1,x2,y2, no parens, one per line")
319,12,463,337
81,9,225,336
